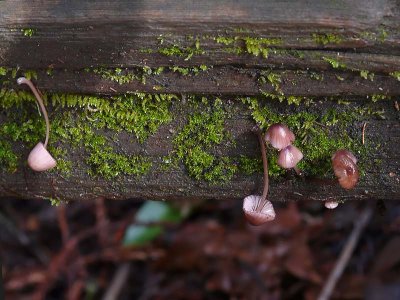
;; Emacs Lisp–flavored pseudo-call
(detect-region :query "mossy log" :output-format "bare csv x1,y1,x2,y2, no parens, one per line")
0,0,399,202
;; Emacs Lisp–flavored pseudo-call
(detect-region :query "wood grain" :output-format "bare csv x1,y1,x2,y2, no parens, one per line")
0,0,399,202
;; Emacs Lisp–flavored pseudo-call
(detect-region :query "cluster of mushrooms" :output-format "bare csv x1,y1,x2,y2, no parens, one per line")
17,78,360,220
243,123,359,226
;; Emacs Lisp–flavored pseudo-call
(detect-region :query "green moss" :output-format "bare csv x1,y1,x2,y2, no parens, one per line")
0,55,386,184
312,33,342,45
0,119,44,146
52,114,153,179
243,37,281,58
0,90,167,178
139,48,154,54
379,28,388,42
50,92,176,143
173,98,237,183
322,57,347,69
0,89,38,109
371,94,389,102
169,65,211,76
360,70,375,81
93,67,141,85
233,143,286,179
389,71,400,81
238,156,262,175
21,28,36,37
0,140,19,172
309,72,324,81
47,198,61,206
260,91,311,106
23,70,38,80
48,146,72,175
158,38,204,61
259,70,282,93
215,36,236,45
92,65,163,85
99,93,175,142
214,35,281,58
86,144,152,179
46,67,54,76
242,97,368,177
0,67,8,76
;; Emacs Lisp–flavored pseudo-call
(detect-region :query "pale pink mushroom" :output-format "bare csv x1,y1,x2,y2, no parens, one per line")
265,123,295,150
17,77,57,171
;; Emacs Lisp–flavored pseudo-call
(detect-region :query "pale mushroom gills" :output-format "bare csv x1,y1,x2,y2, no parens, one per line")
242,127,276,226
243,195,276,225
325,200,339,209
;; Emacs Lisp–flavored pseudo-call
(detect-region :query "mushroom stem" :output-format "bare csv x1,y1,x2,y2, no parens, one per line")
17,77,50,148
255,129,269,200
293,166,303,176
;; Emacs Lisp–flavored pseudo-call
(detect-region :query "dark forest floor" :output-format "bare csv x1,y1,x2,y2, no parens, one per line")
1,197,400,300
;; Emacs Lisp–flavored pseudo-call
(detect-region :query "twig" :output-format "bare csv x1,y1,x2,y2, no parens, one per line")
32,221,124,300
95,197,109,247
102,263,131,300
67,279,85,300
57,204,70,244
0,211,48,264
317,205,373,300
362,122,367,145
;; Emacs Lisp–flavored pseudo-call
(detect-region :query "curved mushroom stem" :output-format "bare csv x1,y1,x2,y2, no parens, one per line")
254,128,269,200
293,166,303,176
17,77,50,148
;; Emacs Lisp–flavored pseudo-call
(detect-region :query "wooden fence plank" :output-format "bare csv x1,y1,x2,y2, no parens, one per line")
0,0,399,202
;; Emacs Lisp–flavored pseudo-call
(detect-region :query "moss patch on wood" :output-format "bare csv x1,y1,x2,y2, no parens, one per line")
0,90,172,178
0,84,384,183
312,33,343,45
242,97,374,177
172,97,237,183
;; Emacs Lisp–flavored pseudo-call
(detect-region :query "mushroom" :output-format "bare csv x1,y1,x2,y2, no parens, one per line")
265,123,295,150
243,127,275,225
17,77,56,171
324,200,339,209
243,195,276,225
277,144,303,169
332,149,359,190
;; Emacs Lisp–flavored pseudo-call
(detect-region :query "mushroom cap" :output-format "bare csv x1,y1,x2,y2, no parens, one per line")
17,77,28,85
332,150,359,189
325,200,339,209
243,195,276,226
332,149,357,164
277,145,303,169
28,142,57,172
265,123,295,150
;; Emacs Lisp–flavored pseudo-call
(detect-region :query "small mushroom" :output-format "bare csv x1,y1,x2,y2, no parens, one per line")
27,142,56,171
17,77,57,171
265,123,295,150
332,149,359,189
333,149,357,164
243,127,275,225
277,145,303,169
243,195,275,225
324,200,339,209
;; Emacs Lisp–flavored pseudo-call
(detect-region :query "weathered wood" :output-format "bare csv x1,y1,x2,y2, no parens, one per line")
3,68,399,96
0,98,398,202
0,0,399,202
